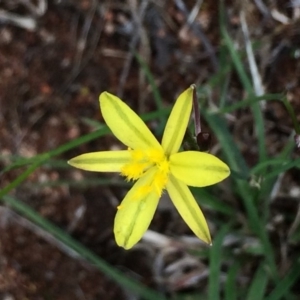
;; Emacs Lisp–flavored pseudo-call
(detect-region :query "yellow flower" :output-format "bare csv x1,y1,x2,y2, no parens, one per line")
68,86,230,249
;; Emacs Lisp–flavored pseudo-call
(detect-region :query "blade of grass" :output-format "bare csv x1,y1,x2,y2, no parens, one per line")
0,157,47,200
134,51,169,136
234,182,278,280
80,117,106,128
203,110,249,177
263,159,300,179
208,224,230,300
0,107,171,176
196,63,232,98
250,157,300,176
219,94,284,114
191,187,235,216
289,225,300,243
224,262,239,300
265,262,300,300
2,195,166,300
134,52,164,111
255,135,295,195
27,178,130,189
203,110,278,279
284,97,300,134
218,63,232,109
0,107,171,196
254,137,296,233
0,125,108,199
0,126,109,177
245,262,268,300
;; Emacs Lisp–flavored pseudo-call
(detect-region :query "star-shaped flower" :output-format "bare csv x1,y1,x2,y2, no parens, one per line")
68,86,230,249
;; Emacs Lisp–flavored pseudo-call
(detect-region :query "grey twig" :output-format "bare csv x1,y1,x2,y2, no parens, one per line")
0,9,36,31
0,206,82,260
240,11,265,108
117,0,150,98
173,0,219,72
252,0,271,18
18,0,48,16
59,0,106,96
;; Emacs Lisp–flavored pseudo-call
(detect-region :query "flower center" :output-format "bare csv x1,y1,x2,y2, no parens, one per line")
121,148,169,196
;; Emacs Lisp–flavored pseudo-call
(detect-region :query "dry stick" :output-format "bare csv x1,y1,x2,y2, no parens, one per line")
173,0,219,72
72,1,97,76
240,11,265,108
252,0,271,18
0,206,82,260
117,0,149,98
59,0,106,96
241,11,300,147
0,0,47,31
18,0,48,16
0,9,36,30
12,1,103,152
138,25,151,113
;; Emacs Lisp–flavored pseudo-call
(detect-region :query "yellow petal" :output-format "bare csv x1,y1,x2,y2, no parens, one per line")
114,167,160,249
166,174,211,244
170,151,230,187
161,86,194,155
100,92,161,150
68,151,131,172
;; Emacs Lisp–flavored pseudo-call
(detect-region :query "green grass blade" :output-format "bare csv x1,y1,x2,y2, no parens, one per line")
221,29,252,93
283,96,300,134
208,225,230,300
204,111,277,278
0,108,172,198
263,159,300,179
254,138,296,218
203,111,249,176
27,178,130,189
224,262,239,300
0,108,171,176
250,158,300,176
80,117,105,128
265,262,300,300
2,195,166,300
235,181,277,278
0,126,107,199
245,262,268,300
219,94,284,114
192,187,235,216
0,158,47,199
134,52,164,111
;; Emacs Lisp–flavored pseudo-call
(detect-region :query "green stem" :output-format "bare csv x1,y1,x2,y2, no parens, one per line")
3,195,165,300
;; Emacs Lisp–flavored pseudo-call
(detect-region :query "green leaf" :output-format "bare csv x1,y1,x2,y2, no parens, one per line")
246,263,268,300
2,195,166,300
224,262,240,300
265,263,300,300
208,225,230,300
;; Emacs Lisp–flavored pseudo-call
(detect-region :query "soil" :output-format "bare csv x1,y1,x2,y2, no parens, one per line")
1,1,300,299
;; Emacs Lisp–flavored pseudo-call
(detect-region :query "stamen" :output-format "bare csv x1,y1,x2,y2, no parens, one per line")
152,162,169,196
121,148,170,197
121,162,148,180
120,148,165,181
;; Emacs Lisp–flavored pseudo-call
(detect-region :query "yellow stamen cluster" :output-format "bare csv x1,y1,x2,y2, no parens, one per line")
121,148,169,197
153,159,169,195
